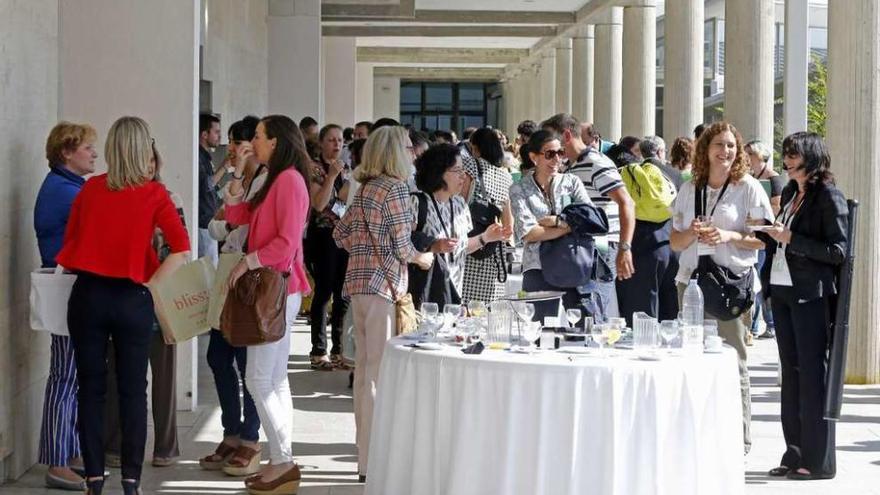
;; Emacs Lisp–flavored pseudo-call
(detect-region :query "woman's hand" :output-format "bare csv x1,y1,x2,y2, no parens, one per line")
431,238,458,254
764,222,793,244
538,215,559,228
327,159,345,178
482,223,510,243
412,251,434,270
698,226,740,246
227,259,249,290
235,142,255,174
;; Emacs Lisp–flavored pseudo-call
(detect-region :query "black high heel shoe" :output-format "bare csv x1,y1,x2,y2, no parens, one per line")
768,466,790,477
86,478,104,495
122,479,143,495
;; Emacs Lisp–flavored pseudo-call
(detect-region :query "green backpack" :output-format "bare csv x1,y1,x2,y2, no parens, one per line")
620,161,677,223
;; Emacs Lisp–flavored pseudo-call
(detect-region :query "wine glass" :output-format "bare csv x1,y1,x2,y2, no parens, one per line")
609,317,626,331
420,302,440,338
659,320,678,350
591,323,608,356
565,309,582,331
520,321,541,352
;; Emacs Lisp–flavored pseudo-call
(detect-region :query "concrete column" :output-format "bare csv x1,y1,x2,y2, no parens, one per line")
269,0,322,122
827,0,880,384
527,65,541,121
724,0,775,144
373,76,400,121
572,25,596,123
59,0,200,411
594,7,624,141
555,39,573,114
784,0,810,135
501,78,513,137
355,62,374,122
622,3,657,137
539,51,557,120
663,0,704,141
322,36,357,126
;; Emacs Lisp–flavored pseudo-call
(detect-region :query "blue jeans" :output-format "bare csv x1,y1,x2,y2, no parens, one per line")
752,250,776,334
579,243,617,323
206,330,260,442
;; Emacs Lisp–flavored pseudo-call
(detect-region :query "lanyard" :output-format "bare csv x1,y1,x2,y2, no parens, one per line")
699,177,731,217
533,174,556,215
430,195,456,261
777,192,805,247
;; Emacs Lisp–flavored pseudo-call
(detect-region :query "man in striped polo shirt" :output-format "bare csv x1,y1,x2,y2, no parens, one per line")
542,114,636,322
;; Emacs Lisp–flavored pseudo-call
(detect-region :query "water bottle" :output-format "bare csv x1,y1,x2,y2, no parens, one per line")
681,280,705,352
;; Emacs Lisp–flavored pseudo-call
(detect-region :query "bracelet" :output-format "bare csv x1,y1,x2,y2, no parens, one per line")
555,216,560,228
231,172,244,180
478,235,486,247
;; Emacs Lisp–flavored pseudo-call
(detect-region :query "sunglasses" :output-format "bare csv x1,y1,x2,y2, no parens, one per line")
542,149,566,160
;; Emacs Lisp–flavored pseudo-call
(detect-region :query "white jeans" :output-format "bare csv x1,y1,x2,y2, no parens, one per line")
246,292,301,464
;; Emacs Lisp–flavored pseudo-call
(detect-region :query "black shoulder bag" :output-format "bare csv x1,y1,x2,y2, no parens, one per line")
467,160,507,282
691,179,755,321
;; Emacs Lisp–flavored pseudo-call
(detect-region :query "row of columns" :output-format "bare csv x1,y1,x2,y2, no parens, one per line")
503,0,880,383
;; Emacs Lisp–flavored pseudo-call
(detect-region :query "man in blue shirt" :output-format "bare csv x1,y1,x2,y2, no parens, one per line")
198,113,222,265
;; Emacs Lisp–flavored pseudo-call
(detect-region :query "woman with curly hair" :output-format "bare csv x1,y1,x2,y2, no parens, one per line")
669,121,773,455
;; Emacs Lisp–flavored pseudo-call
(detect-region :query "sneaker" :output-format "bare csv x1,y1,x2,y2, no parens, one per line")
757,328,776,339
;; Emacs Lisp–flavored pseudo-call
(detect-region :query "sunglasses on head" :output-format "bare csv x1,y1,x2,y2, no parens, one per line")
542,149,566,160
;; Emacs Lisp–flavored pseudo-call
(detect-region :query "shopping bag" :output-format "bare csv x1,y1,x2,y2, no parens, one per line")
29,265,76,336
207,252,244,329
150,257,215,344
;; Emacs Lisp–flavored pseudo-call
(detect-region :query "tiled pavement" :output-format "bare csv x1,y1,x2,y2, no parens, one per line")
2,320,878,494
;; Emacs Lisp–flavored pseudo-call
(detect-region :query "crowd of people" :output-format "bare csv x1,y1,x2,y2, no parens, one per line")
31,107,848,494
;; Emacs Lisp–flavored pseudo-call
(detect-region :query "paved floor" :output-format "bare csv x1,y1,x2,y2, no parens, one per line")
2,319,879,494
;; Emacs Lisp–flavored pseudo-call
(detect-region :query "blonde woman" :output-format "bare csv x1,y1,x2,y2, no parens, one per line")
333,126,432,482
669,121,773,455
57,117,190,495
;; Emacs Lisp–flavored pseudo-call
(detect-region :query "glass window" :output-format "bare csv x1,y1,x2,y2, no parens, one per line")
401,83,421,113
704,18,716,76
809,27,827,50
459,115,485,130
458,83,484,112
425,83,453,111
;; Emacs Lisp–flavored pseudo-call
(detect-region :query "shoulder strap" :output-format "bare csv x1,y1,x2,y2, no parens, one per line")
359,184,400,302
623,164,641,197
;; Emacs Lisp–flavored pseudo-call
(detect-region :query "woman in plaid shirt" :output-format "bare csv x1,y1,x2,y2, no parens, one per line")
333,126,432,481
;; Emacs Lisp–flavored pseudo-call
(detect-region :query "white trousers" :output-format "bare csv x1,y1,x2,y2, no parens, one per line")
351,294,396,476
246,293,301,464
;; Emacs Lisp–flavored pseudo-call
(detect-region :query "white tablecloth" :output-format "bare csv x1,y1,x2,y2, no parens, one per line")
366,340,744,495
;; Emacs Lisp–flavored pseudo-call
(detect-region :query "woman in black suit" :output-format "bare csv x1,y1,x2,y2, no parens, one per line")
758,132,848,480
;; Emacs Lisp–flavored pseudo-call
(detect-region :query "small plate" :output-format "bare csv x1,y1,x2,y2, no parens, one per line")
637,353,664,361
556,347,592,354
412,342,444,351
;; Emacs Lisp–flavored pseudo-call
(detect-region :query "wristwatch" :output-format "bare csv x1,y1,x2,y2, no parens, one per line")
618,241,632,252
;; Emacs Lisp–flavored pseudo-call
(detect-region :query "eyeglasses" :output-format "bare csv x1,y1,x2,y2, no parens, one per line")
447,166,466,175
542,149,566,160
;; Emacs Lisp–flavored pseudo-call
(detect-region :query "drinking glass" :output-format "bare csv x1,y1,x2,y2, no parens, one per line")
603,325,622,348
520,321,541,352
467,301,487,318
566,309,582,331
609,317,626,331
421,302,439,318
583,316,594,335
443,304,463,333
659,320,678,349
420,302,440,338
591,323,608,356
703,319,719,338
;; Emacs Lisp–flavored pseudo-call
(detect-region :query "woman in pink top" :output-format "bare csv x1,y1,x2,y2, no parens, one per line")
223,115,311,495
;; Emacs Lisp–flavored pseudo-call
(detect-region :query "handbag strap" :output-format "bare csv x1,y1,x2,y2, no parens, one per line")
357,184,401,302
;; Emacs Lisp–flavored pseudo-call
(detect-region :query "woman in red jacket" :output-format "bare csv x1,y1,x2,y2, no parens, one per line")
57,116,190,495
224,115,311,495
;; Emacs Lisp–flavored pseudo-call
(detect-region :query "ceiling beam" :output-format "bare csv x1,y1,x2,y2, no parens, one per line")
357,47,528,64
323,9,576,24
374,66,503,81
322,0,414,17
323,25,557,37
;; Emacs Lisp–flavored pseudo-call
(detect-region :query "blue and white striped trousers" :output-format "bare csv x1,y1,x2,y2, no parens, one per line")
38,334,80,466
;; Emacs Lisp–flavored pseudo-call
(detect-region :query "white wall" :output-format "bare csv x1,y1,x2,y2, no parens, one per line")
322,36,357,126
373,76,401,121
59,0,201,409
355,63,375,123
0,0,59,479
268,0,322,122
203,0,269,128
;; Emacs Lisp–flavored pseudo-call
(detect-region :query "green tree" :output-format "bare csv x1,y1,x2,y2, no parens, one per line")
807,53,827,137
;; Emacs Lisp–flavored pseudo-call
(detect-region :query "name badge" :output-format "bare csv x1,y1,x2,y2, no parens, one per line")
697,243,717,256
770,247,793,286
331,200,347,218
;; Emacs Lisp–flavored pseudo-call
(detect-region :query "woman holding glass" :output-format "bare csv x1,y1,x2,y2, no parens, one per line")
669,121,773,454
758,132,847,480
410,143,509,307
509,130,592,324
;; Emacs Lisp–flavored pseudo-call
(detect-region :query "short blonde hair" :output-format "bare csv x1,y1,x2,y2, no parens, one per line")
354,126,411,184
45,121,97,168
105,116,155,191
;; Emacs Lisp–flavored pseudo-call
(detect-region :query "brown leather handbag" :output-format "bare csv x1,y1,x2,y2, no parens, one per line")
220,267,289,346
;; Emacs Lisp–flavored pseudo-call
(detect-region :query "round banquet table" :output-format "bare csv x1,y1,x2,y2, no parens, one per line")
365,339,745,495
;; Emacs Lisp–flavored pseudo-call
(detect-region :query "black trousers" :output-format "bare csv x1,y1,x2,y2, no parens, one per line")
67,273,154,480
771,285,836,475
615,220,679,328
306,226,349,356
